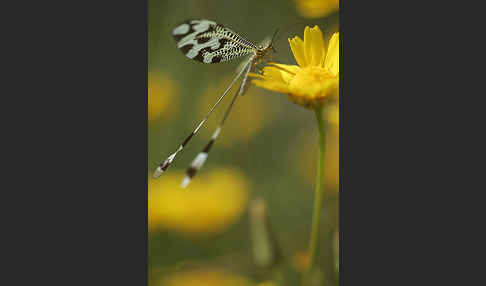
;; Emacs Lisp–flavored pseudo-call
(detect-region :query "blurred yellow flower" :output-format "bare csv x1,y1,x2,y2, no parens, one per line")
257,282,278,286
326,101,339,127
293,0,339,19
198,76,278,147
148,167,249,235
292,249,310,273
291,103,339,191
251,26,339,109
158,269,252,286
148,72,178,122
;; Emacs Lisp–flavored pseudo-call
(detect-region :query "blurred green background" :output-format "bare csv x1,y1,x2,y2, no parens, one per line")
148,1,339,285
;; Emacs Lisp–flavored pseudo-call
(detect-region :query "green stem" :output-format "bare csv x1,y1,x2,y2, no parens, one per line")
303,106,330,285
308,106,326,269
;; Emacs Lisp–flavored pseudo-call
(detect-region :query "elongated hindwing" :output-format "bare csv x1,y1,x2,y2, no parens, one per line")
172,19,258,64
155,19,277,187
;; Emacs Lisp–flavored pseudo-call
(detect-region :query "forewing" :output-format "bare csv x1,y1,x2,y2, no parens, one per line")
172,19,257,64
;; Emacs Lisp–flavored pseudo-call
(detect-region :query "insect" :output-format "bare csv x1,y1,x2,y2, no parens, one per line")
153,19,278,188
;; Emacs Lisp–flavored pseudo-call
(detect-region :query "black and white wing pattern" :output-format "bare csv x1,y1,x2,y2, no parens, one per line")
172,19,258,64
154,19,277,185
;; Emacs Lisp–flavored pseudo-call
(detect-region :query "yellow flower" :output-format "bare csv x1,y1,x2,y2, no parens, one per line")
198,76,278,147
157,269,252,286
148,72,178,122
251,26,339,109
148,167,249,236
293,0,339,19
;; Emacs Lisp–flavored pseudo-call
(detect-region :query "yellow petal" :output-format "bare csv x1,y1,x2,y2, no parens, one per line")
304,26,313,66
251,66,290,94
309,26,326,67
324,33,339,76
268,63,300,83
252,78,290,94
289,36,308,67
261,66,285,82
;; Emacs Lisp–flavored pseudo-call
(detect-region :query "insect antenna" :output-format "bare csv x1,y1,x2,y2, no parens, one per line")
152,63,249,179
271,21,308,48
180,60,254,188
269,28,279,53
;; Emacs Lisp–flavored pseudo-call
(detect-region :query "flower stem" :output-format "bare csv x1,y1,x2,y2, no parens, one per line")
309,106,326,267
304,106,328,285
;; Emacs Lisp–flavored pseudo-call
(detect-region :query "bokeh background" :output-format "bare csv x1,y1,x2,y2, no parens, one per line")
148,1,339,285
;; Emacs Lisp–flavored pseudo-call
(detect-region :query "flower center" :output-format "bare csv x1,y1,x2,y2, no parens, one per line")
285,66,338,109
292,67,335,86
